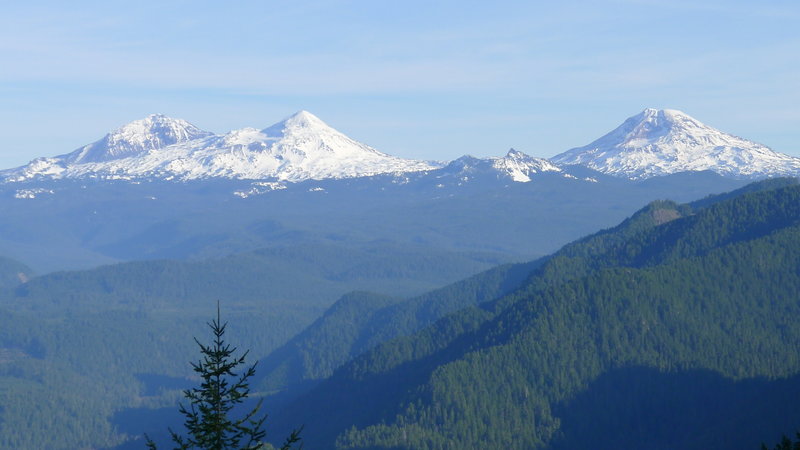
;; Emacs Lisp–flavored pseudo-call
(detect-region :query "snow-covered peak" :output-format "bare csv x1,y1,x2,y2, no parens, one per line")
440,149,563,183
503,148,558,169
257,110,389,159
495,148,561,182
551,108,800,179
185,111,440,182
67,114,213,164
615,108,707,143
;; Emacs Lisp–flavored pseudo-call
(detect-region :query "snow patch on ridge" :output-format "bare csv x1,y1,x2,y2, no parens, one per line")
233,181,287,198
15,188,54,199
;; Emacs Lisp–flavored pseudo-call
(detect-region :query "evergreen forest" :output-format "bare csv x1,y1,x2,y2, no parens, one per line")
265,179,800,449
1,178,799,448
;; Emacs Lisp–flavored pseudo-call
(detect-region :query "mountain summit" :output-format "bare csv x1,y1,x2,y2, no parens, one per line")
261,110,332,137
234,110,436,181
551,108,800,179
67,114,213,164
1,111,439,183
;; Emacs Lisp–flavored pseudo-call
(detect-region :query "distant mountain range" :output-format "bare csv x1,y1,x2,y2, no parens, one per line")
0,108,777,273
0,107,793,274
2,108,798,185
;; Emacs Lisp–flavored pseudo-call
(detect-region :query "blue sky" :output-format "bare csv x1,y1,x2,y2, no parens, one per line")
1,0,798,167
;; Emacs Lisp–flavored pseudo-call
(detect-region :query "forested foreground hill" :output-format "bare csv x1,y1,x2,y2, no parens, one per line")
269,178,800,449
0,242,506,450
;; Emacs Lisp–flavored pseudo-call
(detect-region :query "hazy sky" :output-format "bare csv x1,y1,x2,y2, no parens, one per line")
1,0,798,167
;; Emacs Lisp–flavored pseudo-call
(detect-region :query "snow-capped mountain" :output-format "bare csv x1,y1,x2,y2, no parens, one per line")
440,149,565,183
1,111,440,183
551,108,800,179
495,148,565,182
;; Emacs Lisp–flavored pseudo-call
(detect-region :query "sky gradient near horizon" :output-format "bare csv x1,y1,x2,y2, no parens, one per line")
1,0,798,168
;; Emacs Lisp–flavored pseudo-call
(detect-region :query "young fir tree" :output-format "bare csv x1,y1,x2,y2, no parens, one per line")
146,304,302,449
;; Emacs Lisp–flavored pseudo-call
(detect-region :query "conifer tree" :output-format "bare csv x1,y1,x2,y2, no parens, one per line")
146,304,302,449
761,432,800,450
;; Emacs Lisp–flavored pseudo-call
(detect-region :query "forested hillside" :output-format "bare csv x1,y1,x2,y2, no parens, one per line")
0,242,505,449
257,260,542,393
269,179,800,449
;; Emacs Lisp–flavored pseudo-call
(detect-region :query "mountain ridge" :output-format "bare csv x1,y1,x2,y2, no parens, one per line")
3,108,797,185
1,111,441,183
